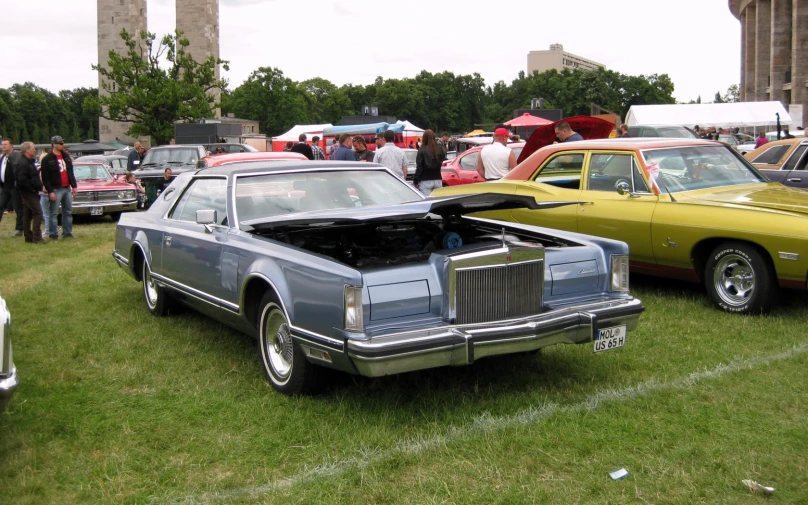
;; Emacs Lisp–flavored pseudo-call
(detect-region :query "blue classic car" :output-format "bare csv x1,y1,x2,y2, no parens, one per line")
0,294,18,413
113,162,644,394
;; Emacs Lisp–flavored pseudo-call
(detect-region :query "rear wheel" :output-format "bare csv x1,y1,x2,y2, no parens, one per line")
704,242,778,314
142,260,174,316
257,292,321,395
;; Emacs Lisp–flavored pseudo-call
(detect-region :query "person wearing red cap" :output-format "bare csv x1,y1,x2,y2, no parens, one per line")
476,127,516,180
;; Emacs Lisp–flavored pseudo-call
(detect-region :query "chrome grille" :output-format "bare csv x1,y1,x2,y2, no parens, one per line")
455,260,543,324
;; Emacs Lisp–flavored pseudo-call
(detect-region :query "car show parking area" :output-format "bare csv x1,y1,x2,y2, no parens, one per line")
1,219,806,505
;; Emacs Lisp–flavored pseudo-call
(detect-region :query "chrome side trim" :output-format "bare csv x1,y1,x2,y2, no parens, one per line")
112,250,129,266
151,272,240,313
779,252,799,261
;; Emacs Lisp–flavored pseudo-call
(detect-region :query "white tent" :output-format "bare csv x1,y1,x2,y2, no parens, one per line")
625,102,792,128
272,123,333,141
395,120,425,134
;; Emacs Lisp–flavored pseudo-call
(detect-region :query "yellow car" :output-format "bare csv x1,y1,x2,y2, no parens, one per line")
433,138,808,314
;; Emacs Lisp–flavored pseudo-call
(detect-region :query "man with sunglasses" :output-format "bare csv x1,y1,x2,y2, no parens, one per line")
40,136,77,240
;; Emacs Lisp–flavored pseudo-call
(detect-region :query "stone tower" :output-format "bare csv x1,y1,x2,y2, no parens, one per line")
97,0,148,143
176,0,221,118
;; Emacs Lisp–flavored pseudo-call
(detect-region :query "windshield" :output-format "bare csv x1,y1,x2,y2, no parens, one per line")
73,164,113,181
642,145,765,192
235,169,421,223
656,127,699,139
141,148,200,166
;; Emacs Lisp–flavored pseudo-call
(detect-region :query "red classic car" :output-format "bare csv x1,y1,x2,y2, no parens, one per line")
70,162,137,221
441,143,525,186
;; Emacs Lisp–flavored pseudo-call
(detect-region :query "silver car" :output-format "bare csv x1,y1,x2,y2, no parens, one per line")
0,295,18,413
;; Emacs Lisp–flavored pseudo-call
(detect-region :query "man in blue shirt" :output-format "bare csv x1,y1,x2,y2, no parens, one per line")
331,134,356,161
554,122,584,143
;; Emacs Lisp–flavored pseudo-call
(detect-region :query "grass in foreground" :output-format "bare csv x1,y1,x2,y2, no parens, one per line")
0,217,806,504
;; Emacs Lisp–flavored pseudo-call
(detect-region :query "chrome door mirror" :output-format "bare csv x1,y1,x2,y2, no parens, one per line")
196,209,217,233
615,181,631,195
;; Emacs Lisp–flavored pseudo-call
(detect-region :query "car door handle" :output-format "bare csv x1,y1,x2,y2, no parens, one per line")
787,178,801,182
164,235,172,246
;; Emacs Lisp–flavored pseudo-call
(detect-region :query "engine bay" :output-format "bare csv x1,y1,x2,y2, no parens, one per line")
254,217,572,268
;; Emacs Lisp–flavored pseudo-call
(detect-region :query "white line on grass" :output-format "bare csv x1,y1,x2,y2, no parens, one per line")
162,342,808,505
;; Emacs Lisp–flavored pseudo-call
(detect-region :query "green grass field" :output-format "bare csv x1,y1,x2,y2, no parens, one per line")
1,217,806,505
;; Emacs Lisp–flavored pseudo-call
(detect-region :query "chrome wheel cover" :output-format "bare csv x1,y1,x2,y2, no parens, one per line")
264,308,293,378
144,263,158,308
713,254,755,307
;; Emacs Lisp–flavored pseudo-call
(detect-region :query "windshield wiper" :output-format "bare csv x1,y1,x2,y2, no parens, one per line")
167,160,190,164
140,163,159,167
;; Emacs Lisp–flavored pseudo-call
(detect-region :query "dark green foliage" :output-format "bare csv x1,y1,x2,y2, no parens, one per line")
0,84,98,144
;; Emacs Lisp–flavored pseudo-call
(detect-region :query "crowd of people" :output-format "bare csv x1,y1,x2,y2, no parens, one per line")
0,136,78,244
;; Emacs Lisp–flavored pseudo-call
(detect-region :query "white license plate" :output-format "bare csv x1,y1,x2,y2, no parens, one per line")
593,325,626,353
89,206,103,216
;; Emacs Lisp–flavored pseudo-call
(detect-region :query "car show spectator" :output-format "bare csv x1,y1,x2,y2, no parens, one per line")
327,138,340,159
290,133,315,160
374,129,407,179
14,142,45,244
40,136,77,240
352,136,374,162
783,127,794,139
127,141,144,171
476,127,516,181
618,124,629,137
0,137,24,236
330,134,356,161
755,131,769,148
439,131,450,150
554,122,584,143
155,168,174,195
283,142,294,152
414,129,446,196
125,173,147,209
310,136,325,160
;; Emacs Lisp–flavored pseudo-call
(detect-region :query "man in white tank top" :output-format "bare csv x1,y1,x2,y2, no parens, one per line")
476,127,517,180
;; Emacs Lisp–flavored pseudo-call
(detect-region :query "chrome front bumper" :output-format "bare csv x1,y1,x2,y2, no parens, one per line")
71,201,137,215
347,298,643,377
0,368,19,413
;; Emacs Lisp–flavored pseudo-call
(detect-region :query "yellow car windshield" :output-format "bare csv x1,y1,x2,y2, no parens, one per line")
642,145,765,192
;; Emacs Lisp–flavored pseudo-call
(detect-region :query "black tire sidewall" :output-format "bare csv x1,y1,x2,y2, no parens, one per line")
705,243,774,314
258,292,311,394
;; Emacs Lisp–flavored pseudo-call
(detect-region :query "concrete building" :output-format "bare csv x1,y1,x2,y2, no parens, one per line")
729,0,808,127
176,0,221,118
527,44,605,75
97,0,221,144
97,0,147,144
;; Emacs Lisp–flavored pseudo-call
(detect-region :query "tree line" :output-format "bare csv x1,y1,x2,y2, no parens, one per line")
0,84,99,144
2,29,707,145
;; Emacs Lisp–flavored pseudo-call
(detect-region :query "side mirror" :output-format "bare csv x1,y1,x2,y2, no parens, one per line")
615,181,631,196
196,209,217,233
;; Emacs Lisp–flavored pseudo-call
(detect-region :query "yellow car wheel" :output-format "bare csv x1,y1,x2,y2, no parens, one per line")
705,242,778,314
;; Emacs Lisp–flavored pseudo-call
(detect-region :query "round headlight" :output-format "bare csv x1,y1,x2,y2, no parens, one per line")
126,190,135,198
117,192,125,199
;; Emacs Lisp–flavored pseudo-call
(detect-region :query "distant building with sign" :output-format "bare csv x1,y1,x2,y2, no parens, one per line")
527,44,605,75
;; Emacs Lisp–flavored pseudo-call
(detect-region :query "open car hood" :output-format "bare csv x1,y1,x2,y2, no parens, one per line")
517,116,616,164
242,193,576,230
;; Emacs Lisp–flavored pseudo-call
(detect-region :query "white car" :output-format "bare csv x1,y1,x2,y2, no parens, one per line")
0,295,18,413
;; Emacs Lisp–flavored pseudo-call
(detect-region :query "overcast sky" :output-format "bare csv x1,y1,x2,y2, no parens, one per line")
1,0,741,105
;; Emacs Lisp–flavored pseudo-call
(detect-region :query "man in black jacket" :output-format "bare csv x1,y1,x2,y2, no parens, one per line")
0,138,24,236
40,135,77,240
290,133,314,160
14,142,45,244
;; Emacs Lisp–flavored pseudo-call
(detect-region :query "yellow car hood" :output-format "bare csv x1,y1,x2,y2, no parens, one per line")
680,183,808,217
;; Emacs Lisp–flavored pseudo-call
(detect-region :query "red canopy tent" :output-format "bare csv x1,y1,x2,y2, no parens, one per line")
504,113,554,127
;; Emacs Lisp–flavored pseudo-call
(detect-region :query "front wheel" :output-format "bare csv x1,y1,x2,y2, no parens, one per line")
258,292,321,395
142,259,174,316
704,242,778,314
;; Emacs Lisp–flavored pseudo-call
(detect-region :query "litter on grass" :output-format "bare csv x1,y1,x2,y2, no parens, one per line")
742,479,775,495
609,468,629,480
